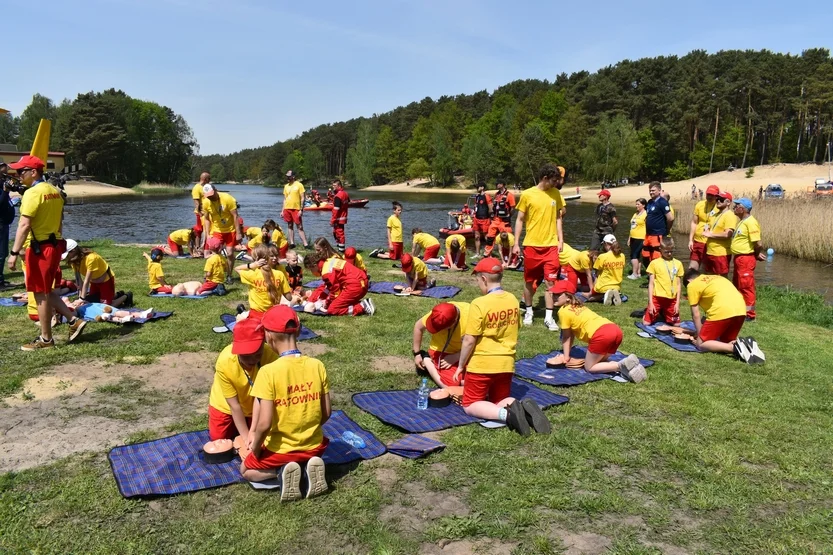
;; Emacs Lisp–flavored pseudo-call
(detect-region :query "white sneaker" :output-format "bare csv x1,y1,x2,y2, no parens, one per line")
279,462,303,502
611,290,622,306
603,290,614,305
544,318,559,332
305,456,328,499
523,311,533,326
627,274,639,280
361,298,376,316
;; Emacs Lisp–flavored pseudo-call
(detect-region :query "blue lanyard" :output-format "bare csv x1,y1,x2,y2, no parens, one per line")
280,349,302,357
487,286,503,294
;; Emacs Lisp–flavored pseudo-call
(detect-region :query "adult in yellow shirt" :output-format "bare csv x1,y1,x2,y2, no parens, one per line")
192,171,211,245
242,306,330,501
281,170,309,249
643,237,685,325
373,201,404,260
684,269,750,356
687,184,719,270
703,191,739,278
730,198,766,320
590,235,625,305
7,155,86,350
513,163,566,332
444,233,467,270
547,281,646,382
411,228,441,260
456,258,549,435
202,184,242,279
166,228,199,257
64,243,117,305
627,198,647,279
234,245,293,318
208,318,278,441
412,301,470,387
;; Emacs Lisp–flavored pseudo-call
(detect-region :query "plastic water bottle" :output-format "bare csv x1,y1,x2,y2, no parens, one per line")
341,430,366,449
417,378,430,410
767,248,774,257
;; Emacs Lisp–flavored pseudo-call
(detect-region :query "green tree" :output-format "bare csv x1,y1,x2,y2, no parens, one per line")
406,157,430,180
430,124,454,185
553,105,588,172
513,121,552,186
282,150,306,180
17,94,57,151
461,128,499,184
304,145,326,185
637,128,660,179
345,120,376,188
210,162,226,183
581,114,642,181
0,112,18,144
374,125,405,182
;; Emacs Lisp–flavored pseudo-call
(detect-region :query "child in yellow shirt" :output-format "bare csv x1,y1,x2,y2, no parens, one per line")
200,237,226,294
643,237,684,325
589,234,625,305
143,248,172,294
400,253,435,292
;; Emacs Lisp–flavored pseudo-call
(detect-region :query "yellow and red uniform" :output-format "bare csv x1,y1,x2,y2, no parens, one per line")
202,192,238,248
413,232,441,259
331,188,350,250
687,274,746,342
705,209,739,276
282,181,305,225
420,301,470,386
20,180,65,294
387,214,403,260
320,257,369,316
444,234,467,268
690,200,716,263
516,186,564,285
238,268,291,317
200,253,226,293
644,257,685,325
592,251,625,294
558,304,622,355
731,215,762,319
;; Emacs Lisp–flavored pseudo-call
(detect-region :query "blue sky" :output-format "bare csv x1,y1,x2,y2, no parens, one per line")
7,0,821,155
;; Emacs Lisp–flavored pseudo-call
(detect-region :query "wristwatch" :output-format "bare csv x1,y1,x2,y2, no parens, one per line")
413,350,422,357
10,250,19,256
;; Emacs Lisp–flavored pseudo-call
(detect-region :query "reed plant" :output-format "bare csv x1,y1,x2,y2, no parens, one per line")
672,195,833,263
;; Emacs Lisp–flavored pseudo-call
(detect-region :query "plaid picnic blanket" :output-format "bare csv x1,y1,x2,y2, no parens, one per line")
635,321,700,353
387,435,446,459
219,314,319,340
515,347,654,387
352,377,568,433
368,282,461,299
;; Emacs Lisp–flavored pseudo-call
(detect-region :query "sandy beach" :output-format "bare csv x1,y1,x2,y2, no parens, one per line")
63,180,136,198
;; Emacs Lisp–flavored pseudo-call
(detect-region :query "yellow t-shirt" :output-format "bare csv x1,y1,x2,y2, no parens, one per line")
413,232,440,250
445,234,466,251
204,253,226,283
686,274,746,321
202,192,238,234
731,216,761,255
271,228,288,249
283,182,305,210
558,242,576,266
420,301,470,353
75,252,111,280
208,344,278,416
568,250,592,273
248,234,264,250
558,304,611,344
251,355,329,454
465,290,519,374
239,268,290,312
169,228,192,246
19,181,64,242
593,251,625,292
494,232,515,250
515,186,565,247
387,214,403,243
706,210,739,257
245,227,261,240
646,257,685,299
629,211,647,240
409,257,429,281
349,253,367,272
191,183,204,213
693,200,717,244
147,261,165,290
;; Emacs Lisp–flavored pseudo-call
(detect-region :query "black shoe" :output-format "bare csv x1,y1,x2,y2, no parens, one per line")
505,401,530,436
125,292,134,307
236,304,246,315
289,243,296,249
521,398,551,434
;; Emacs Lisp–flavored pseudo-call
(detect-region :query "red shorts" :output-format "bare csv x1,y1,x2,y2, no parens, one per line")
523,246,560,284
444,250,466,268
563,265,590,290
643,296,680,325
279,243,289,258
704,254,730,275
208,405,252,441
732,253,757,318
90,275,116,305
212,231,237,249
587,323,623,355
473,218,490,234
194,213,203,231
25,242,63,294
243,439,329,471
641,235,663,261
198,281,219,294
423,244,440,260
167,236,184,256
690,240,707,263
699,315,745,343
29,313,39,322
246,309,265,320
282,209,303,226
462,372,513,407
389,242,404,260
428,350,464,386
151,285,173,295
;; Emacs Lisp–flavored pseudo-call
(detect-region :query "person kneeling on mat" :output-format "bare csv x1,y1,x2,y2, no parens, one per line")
412,301,470,387
241,305,330,501
455,258,550,436
144,249,173,295
400,253,435,293
208,318,277,442
303,252,375,316
547,281,647,382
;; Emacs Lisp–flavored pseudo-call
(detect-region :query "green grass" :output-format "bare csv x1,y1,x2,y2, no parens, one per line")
1,243,833,553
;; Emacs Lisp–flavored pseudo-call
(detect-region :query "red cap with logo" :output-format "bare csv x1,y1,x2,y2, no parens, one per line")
598,189,611,198
548,280,577,296
231,318,265,355
260,305,300,334
425,303,459,333
471,258,503,274
9,155,45,171
706,185,720,196
719,191,733,202
401,253,414,272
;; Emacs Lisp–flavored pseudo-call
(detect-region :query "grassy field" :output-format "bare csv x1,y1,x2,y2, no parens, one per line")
1,242,832,554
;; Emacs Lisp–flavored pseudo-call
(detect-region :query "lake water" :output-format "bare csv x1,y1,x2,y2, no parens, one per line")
62,184,833,300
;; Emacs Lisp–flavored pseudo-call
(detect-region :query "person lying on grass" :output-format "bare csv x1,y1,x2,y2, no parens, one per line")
241,305,330,502
399,253,436,294
455,258,550,436
643,237,684,326
61,298,151,324
547,280,647,383
412,301,470,387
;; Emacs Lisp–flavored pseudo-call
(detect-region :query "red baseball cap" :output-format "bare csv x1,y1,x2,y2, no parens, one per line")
426,303,458,333
548,280,577,295
206,237,222,251
260,305,300,334
706,185,720,196
401,253,414,271
344,246,357,259
9,155,45,171
719,191,733,201
598,190,611,198
232,318,265,355
471,258,503,274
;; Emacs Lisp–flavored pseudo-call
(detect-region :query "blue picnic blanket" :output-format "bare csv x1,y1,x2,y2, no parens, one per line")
577,292,629,303
108,410,384,498
635,321,700,353
304,280,324,288
290,304,330,317
394,262,447,271
387,435,446,459
368,281,461,299
150,290,216,299
352,378,569,433
515,347,655,387
1,291,76,307
219,313,319,341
